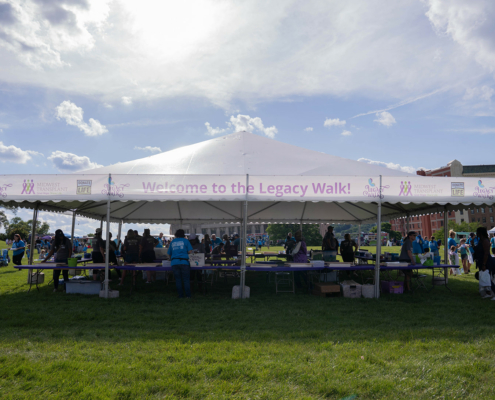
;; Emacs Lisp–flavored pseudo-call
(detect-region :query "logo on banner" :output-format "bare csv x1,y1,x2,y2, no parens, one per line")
451,182,464,197
399,181,413,196
474,180,495,200
21,179,35,195
77,180,92,195
0,184,12,198
363,178,389,198
102,177,129,198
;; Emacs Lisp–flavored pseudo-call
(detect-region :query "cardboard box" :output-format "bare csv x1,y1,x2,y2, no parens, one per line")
314,283,341,293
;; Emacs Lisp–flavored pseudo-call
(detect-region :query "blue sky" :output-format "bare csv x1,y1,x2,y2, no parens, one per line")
1,0,495,235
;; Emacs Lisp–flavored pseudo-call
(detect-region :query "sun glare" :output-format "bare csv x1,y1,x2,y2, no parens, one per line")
120,0,230,61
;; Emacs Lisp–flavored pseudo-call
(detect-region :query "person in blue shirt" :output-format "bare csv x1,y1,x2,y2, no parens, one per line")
490,234,495,255
167,229,193,298
211,234,222,248
429,238,439,257
155,233,164,248
412,234,424,256
447,230,458,252
9,234,26,266
423,236,430,252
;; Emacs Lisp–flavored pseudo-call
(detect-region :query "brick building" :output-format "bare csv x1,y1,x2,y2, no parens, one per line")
390,160,495,237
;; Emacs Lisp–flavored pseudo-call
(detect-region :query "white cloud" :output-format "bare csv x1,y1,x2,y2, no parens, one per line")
48,151,103,171
0,1,492,109
374,111,396,127
304,127,313,132
121,96,133,105
134,146,162,153
324,118,346,128
358,158,418,174
463,86,494,101
341,130,352,136
0,141,42,164
205,122,228,136
425,0,495,73
103,103,113,109
205,114,278,138
55,101,108,136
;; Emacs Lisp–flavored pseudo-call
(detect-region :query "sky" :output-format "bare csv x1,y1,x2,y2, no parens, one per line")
1,0,495,236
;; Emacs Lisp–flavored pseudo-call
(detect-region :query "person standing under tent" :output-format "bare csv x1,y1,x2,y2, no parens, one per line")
423,236,430,252
490,234,495,255
232,234,240,256
340,233,358,263
204,234,212,258
140,229,156,283
9,234,26,266
119,229,140,286
107,232,121,279
156,233,164,248
322,226,338,258
412,234,424,261
211,234,222,248
41,229,72,292
35,237,41,254
168,229,193,298
91,228,105,281
293,230,308,289
399,231,416,292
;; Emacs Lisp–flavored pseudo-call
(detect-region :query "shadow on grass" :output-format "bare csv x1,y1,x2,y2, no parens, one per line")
1,265,495,346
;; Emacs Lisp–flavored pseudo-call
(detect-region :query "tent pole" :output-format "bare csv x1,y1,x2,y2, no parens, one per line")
443,206,448,264
358,223,361,248
104,174,111,299
375,175,382,299
117,220,122,251
240,174,249,299
70,210,76,251
29,202,39,267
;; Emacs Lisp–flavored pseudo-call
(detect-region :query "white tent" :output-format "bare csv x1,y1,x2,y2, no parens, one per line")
2,131,494,298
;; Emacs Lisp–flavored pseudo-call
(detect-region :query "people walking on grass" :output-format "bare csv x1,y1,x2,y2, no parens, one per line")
473,227,495,301
399,231,416,291
168,229,193,298
459,238,471,274
41,229,72,292
9,234,25,266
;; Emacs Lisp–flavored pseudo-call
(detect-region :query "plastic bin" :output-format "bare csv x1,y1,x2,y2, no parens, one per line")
361,284,375,298
341,280,362,298
65,280,101,295
381,280,404,294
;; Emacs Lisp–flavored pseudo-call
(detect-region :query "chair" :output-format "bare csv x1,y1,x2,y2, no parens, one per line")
275,271,295,294
412,269,428,291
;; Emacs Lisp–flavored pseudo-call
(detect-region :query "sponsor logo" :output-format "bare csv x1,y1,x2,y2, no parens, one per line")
0,184,12,198
77,180,92,195
102,177,129,198
364,178,389,199
21,179,35,195
474,180,495,200
399,181,413,196
451,182,464,197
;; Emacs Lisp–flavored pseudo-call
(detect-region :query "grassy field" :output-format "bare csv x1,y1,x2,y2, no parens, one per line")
1,241,495,399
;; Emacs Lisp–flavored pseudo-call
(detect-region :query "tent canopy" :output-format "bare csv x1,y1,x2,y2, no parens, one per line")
0,131,494,224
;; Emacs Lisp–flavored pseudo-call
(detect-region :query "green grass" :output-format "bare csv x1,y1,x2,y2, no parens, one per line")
1,241,495,399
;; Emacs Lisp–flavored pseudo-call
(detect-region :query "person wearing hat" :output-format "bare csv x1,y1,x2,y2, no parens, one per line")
91,228,105,281
167,229,193,298
188,233,205,292
42,229,72,292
